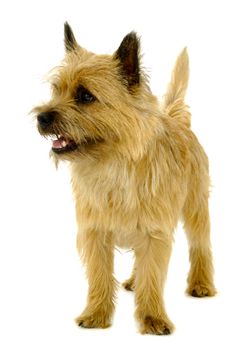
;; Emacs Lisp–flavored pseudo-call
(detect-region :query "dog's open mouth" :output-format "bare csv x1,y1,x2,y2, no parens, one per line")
51,136,78,154
51,135,102,154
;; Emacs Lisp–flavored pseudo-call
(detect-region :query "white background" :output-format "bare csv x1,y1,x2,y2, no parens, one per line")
0,0,233,349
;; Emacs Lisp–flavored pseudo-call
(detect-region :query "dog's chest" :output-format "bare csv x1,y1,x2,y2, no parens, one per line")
71,161,143,246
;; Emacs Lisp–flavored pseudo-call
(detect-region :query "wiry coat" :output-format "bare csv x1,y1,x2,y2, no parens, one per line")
35,23,216,334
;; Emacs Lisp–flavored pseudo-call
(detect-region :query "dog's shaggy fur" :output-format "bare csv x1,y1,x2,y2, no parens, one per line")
34,23,216,334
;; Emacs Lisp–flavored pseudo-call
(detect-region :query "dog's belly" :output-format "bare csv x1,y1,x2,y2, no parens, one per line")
113,230,136,249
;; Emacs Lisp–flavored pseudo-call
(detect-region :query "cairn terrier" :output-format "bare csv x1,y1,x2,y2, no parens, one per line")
34,22,216,334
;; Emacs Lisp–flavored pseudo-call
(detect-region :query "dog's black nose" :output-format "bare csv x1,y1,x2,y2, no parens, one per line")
37,112,55,128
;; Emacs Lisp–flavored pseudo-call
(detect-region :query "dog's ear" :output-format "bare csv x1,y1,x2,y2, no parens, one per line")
115,32,140,88
64,22,79,52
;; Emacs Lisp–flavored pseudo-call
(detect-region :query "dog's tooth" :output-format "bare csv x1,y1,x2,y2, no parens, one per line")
53,135,59,140
62,140,67,147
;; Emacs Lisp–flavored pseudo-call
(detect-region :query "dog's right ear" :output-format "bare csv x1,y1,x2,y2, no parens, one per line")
64,22,79,52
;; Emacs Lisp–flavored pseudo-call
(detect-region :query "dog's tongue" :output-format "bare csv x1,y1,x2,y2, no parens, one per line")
52,137,67,149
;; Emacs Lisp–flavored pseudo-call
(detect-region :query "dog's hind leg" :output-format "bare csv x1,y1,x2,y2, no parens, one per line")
183,188,216,297
122,255,136,291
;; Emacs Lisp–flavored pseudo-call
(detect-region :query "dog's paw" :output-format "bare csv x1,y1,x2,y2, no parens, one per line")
122,277,135,291
187,282,216,297
75,311,111,329
140,316,174,335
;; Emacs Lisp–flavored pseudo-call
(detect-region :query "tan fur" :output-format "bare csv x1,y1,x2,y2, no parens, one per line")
34,25,216,335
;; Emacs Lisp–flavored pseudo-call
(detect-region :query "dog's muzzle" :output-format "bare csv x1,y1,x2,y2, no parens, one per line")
37,111,56,130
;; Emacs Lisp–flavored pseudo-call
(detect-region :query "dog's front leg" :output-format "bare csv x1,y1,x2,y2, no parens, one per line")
75,230,116,328
134,233,174,335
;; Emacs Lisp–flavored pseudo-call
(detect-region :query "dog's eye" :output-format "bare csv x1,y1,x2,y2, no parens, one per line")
75,85,96,104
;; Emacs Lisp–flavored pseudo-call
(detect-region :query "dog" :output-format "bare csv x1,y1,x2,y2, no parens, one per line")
34,22,216,335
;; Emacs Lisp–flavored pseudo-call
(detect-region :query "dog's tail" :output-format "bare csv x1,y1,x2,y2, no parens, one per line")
163,47,191,128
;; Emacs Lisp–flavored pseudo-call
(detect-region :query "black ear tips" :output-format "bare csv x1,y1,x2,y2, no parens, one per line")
64,22,78,52
115,32,140,88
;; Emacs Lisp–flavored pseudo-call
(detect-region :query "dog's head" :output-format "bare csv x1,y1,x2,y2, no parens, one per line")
34,23,157,162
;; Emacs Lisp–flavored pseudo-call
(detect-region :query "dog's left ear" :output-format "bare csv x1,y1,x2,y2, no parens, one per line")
115,32,140,88
64,22,79,52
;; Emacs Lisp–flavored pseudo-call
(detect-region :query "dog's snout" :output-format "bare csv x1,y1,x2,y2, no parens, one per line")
37,112,55,129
